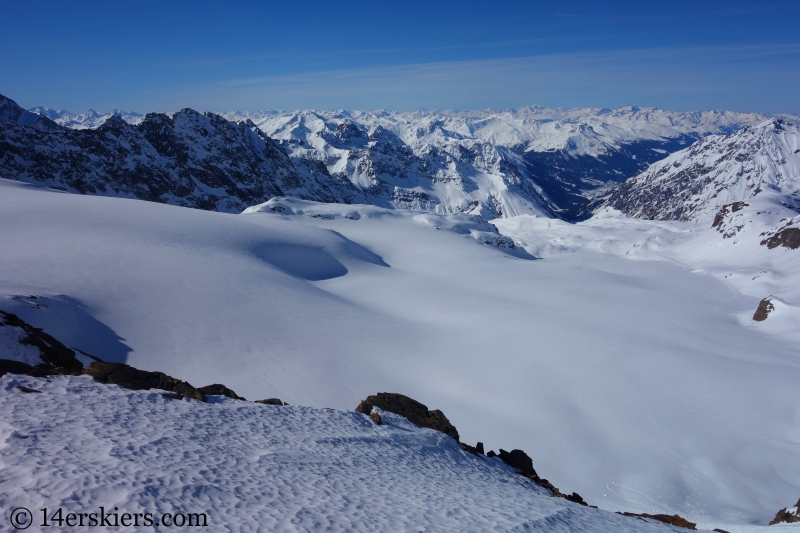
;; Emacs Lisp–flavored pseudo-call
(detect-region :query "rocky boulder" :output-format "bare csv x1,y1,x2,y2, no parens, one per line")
753,298,775,321
255,398,286,405
85,362,206,402
199,383,246,400
770,499,800,525
355,392,459,441
498,448,538,478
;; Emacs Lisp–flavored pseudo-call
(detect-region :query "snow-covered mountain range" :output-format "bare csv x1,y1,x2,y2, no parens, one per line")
28,106,145,129
17,95,790,220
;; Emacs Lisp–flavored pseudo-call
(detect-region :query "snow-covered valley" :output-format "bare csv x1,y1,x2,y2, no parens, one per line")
1,173,799,530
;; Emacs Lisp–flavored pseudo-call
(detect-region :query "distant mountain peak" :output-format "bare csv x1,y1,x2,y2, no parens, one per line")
601,118,800,223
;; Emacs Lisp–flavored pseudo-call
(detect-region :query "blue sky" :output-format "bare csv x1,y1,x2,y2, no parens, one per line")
2,0,798,113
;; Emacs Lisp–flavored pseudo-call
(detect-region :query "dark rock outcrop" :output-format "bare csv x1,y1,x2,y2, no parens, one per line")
255,398,285,405
84,362,206,402
370,411,382,425
198,383,246,400
761,227,800,250
0,359,34,376
712,201,748,230
753,298,775,321
619,512,696,530
15,385,41,393
355,392,459,441
0,310,82,374
498,449,538,478
770,499,800,525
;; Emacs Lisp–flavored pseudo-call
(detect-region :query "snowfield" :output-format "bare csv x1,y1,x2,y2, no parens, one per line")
0,374,701,533
1,178,799,529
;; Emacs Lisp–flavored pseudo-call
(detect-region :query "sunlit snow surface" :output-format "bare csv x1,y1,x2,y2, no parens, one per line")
0,179,799,529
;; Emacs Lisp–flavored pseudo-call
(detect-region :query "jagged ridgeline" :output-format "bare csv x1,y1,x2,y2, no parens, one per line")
599,118,800,223
2,93,786,220
0,94,358,212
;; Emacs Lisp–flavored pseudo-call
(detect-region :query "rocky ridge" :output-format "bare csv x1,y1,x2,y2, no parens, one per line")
0,94,359,213
601,119,800,224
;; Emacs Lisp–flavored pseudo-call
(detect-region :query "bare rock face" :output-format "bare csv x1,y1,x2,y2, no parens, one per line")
255,398,285,405
355,392,459,441
0,310,82,375
753,298,775,321
0,359,34,376
84,362,206,402
620,512,697,530
497,448,538,478
770,499,800,525
761,227,800,250
198,384,246,400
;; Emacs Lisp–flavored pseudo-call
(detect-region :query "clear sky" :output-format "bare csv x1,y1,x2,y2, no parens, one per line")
2,0,798,113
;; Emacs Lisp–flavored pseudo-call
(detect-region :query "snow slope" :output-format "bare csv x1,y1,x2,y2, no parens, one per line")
1,179,799,528
0,373,690,533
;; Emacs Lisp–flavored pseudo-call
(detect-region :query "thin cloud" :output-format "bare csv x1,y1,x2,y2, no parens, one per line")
148,44,800,114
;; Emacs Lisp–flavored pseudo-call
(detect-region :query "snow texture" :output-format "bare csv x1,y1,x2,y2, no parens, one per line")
0,374,693,532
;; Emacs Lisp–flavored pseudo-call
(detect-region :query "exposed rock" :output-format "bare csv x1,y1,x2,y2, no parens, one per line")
712,201,749,229
713,529,731,533
0,310,82,374
162,393,184,401
601,118,800,224
198,383,246,400
498,448,538,478
0,359,34,376
84,362,206,402
753,298,775,321
255,398,285,405
459,442,480,455
564,492,588,506
0,93,360,214
770,499,800,525
355,392,459,441
27,363,58,377
761,227,800,249
15,385,41,393
475,442,485,455
486,450,497,458
370,411,382,425
619,512,696,530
